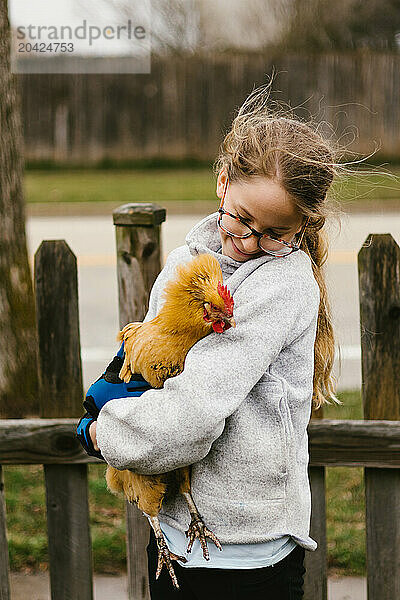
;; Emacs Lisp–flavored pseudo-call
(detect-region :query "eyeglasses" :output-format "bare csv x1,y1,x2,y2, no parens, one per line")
217,177,309,257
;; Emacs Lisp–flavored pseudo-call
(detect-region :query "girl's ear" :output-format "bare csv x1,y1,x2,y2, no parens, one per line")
294,213,307,235
216,169,228,199
294,215,309,238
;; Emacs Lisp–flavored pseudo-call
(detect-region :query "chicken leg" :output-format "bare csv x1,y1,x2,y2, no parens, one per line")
178,466,223,559
148,514,187,589
106,466,186,589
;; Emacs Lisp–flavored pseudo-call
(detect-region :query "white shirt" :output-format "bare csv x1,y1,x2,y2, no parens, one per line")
159,519,298,569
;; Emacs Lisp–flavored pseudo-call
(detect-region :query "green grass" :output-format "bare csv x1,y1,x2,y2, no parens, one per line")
24,169,217,205
23,167,400,207
3,462,126,575
3,389,365,576
322,390,366,576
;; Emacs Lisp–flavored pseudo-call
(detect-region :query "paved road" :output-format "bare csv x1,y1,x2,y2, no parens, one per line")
26,210,400,393
10,571,367,600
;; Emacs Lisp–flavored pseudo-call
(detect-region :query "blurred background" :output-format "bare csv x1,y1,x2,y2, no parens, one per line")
2,0,400,596
15,0,400,391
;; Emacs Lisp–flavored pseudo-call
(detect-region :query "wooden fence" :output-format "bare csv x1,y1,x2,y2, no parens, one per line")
0,204,399,599
19,50,400,164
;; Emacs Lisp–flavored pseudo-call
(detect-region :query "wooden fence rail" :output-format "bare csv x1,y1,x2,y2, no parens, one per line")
0,419,399,466
0,204,399,600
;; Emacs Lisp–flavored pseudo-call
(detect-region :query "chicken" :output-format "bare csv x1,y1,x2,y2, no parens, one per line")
103,253,236,589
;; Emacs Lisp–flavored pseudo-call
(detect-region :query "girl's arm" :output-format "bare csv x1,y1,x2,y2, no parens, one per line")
95,262,320,475
75,253,170,459
75,341,126,460
89,421,99,450
76,340,153,458
76,412,105,460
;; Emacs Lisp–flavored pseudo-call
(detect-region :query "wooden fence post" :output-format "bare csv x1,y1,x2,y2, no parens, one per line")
304,398,327,600
305,464,327,600
113,203,166,600
34,240,93,600
358,233,400,600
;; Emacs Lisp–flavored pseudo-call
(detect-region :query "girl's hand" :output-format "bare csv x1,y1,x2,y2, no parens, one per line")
89,421,99,451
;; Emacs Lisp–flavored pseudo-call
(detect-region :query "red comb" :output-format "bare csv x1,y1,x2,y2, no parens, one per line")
217,281,234,313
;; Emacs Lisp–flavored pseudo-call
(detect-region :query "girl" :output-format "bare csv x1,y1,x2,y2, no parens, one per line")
92,84,341,599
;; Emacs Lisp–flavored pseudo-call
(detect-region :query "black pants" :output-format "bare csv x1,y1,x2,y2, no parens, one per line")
147,527,306,599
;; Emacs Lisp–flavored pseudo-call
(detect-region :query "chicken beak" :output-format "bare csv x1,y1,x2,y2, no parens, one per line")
226,317,236,328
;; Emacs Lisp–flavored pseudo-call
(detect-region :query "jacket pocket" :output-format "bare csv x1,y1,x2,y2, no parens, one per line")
190,378,290,504
277,386,293,477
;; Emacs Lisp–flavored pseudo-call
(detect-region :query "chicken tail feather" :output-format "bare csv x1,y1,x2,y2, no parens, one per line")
105,466,125,495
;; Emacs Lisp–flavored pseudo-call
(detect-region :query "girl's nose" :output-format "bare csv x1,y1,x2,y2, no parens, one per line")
238,236,260,254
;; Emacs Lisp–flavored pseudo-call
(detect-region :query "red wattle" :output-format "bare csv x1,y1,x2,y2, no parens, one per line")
212,321,225,333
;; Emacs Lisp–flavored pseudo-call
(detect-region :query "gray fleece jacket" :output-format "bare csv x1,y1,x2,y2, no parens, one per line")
96,211,320,551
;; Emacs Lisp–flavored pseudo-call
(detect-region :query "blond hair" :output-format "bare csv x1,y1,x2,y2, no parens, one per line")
213,82,349,410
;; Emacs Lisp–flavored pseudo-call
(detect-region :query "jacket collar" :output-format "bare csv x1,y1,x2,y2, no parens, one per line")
185,211,276,281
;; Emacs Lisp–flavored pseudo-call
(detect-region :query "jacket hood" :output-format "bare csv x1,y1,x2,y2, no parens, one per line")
185,211,275,277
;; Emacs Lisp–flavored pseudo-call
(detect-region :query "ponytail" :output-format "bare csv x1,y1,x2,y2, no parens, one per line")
302,226,341,410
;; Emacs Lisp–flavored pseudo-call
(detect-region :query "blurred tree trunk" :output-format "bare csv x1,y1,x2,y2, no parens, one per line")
0,0,39,417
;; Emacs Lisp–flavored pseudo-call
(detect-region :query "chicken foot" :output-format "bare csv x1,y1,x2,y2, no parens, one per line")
182,491,223,559
148,514,187,590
